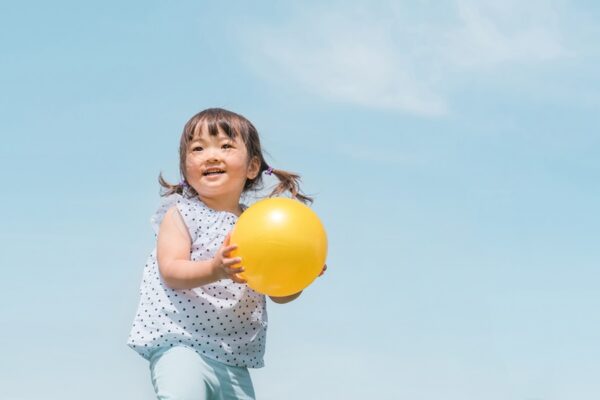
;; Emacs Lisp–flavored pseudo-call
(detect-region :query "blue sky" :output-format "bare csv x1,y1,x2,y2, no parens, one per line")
1,1,599,398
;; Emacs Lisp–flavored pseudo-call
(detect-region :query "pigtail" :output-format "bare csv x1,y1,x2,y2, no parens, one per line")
158,172,193,197
267,168,313,205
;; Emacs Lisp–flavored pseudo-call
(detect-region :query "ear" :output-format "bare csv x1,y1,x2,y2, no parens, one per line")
247,156,261,180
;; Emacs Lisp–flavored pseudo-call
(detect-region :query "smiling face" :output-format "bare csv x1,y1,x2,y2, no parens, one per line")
184,124,260,211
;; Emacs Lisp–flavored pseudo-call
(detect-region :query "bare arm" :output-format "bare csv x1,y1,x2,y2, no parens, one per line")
157,207,217,289
157,207,245,290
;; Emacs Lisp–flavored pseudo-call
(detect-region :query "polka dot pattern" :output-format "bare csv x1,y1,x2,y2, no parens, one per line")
127,192,268,368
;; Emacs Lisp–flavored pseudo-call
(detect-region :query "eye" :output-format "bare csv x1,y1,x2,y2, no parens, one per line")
191,146,203,152
222,143,233,149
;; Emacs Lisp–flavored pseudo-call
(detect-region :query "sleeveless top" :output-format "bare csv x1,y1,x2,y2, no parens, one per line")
127,191,268,368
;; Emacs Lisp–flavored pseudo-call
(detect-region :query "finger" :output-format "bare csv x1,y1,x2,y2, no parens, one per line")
319,264,327,277
226,264,245,274
224,232,231,245
222,244,238,257
231,274,247,284
223,257,242,266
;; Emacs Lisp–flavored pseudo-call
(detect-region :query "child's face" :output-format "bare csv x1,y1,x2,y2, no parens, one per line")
185,126,259,203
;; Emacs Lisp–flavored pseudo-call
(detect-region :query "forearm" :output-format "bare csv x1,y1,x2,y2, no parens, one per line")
270,291,302,304
160,259,219,290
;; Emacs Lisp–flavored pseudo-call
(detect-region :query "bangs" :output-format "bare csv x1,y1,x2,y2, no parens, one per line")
179,108,256,158
186,118,243,143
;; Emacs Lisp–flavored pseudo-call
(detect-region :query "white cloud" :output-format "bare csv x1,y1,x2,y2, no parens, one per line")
447,0,568,67
253,11,447,116
239,0,570,116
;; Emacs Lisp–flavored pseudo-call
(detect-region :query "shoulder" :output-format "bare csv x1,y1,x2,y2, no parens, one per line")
159,206,192,242
164,205,183,221
151,193,184,234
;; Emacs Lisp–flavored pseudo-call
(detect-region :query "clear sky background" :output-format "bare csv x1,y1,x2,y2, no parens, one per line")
1,1,599,399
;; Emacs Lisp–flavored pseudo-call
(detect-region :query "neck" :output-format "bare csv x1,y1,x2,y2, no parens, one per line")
198,194,242,216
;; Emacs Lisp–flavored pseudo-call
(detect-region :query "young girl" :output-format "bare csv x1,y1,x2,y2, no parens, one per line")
127,108,324,400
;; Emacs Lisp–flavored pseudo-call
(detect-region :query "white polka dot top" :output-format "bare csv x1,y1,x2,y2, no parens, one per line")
127,191,268,368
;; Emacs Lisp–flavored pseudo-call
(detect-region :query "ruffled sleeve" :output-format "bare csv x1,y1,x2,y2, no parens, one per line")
150,193,182,235
149,193,201,241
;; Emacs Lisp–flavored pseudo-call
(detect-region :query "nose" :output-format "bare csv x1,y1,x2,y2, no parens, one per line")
203,146,220,162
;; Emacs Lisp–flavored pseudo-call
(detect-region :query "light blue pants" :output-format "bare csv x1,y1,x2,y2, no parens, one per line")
149,346,256,400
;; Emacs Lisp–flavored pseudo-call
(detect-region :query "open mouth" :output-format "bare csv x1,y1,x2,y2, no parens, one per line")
203,169,225,176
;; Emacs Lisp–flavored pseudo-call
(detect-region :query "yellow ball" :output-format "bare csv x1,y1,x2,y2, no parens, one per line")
230,197,328,297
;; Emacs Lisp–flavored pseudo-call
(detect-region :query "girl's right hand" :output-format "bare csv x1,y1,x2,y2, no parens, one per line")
211,233,247,284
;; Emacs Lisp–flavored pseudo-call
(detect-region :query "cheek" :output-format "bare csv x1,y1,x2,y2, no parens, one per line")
185,157,202,175
226,153,249,169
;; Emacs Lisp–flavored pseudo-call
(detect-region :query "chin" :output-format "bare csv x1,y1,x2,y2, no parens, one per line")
197,188,236,199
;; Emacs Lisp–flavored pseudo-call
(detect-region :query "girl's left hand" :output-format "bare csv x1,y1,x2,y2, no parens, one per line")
318,264,327,277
